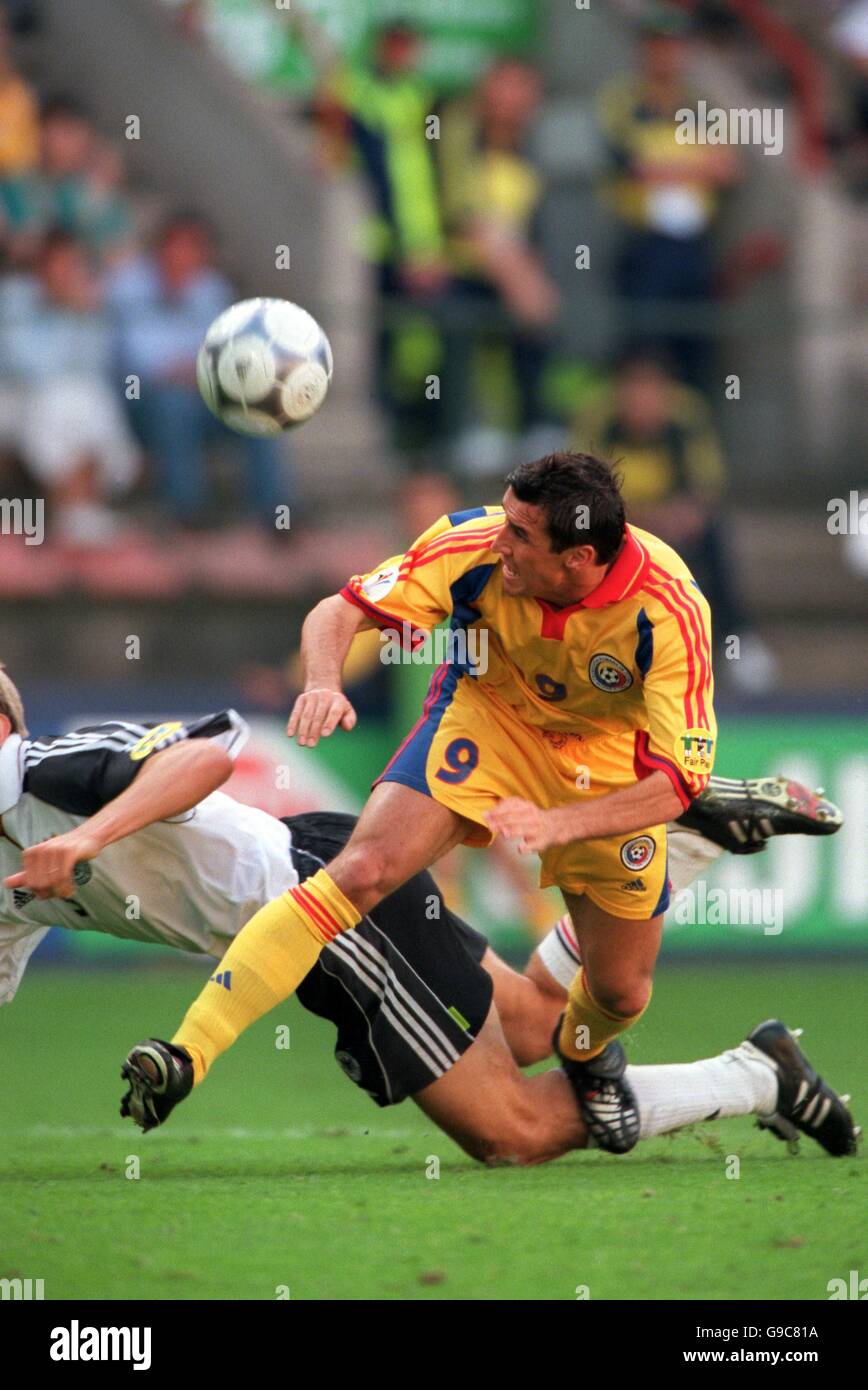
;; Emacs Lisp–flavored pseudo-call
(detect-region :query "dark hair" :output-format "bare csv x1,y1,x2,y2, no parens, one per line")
37,226,84,261
41,95,91,123
156,210,216,246
614,339,676,377
376,21,419,41
505,452,626,564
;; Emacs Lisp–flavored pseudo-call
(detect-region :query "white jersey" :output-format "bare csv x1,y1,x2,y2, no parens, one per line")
0,712,300,1004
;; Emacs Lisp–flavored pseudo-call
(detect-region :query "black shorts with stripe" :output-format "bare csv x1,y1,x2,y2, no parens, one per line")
283,812,494,1107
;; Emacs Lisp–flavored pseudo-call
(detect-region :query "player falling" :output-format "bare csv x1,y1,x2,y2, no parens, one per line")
147,453,816,1151
0,671,853,1161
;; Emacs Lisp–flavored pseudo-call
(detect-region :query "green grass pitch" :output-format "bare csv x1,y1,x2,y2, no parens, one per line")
1,958,863,1301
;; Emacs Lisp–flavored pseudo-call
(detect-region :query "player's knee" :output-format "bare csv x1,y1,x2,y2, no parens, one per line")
591,976,652,1021
330,841,397,906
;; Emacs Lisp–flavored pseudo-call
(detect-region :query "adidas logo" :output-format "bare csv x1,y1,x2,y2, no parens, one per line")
620,879,646,893
209,970,232,991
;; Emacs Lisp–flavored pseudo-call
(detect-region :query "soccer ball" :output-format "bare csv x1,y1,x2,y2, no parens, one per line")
196,297,333,436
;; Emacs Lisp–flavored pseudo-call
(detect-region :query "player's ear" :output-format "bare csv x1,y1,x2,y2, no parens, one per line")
564,543,597,573
0,713,12,745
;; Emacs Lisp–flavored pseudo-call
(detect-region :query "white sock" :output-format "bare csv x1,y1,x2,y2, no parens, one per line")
627,1043,778,1139
666,824,726,897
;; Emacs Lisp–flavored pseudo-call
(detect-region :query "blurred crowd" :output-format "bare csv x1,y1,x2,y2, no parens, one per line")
310,11,782,685
0,9,293,549
1,0,864,687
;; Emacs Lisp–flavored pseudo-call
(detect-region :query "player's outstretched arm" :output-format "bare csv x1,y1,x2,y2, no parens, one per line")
485,770,684,853
287,593,368,747
3,739,233,901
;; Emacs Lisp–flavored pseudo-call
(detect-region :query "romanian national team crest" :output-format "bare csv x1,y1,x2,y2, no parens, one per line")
620,835,656,872
589,653,633,693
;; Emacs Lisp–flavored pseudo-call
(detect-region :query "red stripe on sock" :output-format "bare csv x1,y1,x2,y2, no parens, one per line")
291,884,341,942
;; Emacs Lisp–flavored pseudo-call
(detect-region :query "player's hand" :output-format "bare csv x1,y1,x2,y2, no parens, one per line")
287,686,357,747
485,799,568,854
4,830,102,900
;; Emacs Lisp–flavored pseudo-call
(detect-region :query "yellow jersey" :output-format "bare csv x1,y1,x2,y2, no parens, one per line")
342,506,716,810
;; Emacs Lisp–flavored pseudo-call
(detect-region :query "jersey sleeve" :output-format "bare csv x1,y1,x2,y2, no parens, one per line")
22,709,249,817
340,509,501,646
634,586,716,809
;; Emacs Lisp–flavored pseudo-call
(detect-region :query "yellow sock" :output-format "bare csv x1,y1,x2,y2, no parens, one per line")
558,966,650,1062
173,868,360,1084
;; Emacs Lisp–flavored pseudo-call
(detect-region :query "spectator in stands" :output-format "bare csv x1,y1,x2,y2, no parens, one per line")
832,0,868,197
0,12,38,177
574,345,775,691
0,229,140,544
107,214,290,531
0,0,41,37
1,95,134,263
315,23,452,463
597,8,741,385
438,57,561,477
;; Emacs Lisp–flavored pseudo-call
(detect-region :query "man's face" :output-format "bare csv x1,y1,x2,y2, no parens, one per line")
378,28,419,75
643,34,686,84
40,242,94,306
617,363,670,436
42,114,92,176
158,224,211,288
481,62,541,130
492,487,591,601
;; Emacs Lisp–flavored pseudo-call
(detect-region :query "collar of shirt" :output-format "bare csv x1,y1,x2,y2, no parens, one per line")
535,525,651,631
582,525,651,608
0,734,25,816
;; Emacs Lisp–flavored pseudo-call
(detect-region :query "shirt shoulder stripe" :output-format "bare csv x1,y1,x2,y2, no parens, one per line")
645,573,711,727
643,581,700,727
648,566,712,725
409,523,502,571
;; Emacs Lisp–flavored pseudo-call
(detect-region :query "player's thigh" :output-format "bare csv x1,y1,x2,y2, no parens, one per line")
563,892,663,1013
411,1000,589,1166
412,1003,534,1161
326,780,472,905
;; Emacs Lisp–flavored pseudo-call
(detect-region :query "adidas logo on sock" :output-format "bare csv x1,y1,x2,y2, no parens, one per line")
209,970,232,991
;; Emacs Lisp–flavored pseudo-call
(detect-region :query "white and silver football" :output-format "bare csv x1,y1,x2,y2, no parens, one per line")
196,297,333,436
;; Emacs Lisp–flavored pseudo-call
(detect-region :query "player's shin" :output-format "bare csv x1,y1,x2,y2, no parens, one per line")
558,966,649,1061
628,1049,777,1138
172,868,360,1083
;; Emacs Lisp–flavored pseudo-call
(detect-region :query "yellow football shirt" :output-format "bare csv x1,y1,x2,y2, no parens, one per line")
342,506,716,809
